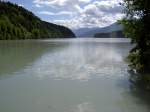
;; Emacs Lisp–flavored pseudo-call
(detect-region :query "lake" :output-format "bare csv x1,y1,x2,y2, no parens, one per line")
0,38,150,112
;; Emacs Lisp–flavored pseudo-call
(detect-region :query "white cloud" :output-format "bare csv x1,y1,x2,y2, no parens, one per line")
33,0,91,6
38,11,73,16
79,0,92,3
18,4,24,7
35,4,42,8
33,0,124,29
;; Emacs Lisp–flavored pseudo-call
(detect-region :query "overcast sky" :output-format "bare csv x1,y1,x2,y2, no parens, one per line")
8,0,124,29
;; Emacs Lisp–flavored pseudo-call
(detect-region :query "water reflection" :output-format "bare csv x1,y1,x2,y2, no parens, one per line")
71,102,95,112
126,70,150,110
22,42,131,81
0,40,68,78
0,39,150,112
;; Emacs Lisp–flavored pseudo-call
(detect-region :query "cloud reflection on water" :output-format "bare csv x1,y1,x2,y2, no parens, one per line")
23,42,130,81
71,102,95,112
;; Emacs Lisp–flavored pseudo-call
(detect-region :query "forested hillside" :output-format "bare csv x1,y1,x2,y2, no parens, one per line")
94,31,124,38
0,1,75,39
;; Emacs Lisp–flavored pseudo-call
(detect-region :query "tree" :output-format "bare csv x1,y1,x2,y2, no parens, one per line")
121,0,150,89
31,29,40,38
121,0,150,72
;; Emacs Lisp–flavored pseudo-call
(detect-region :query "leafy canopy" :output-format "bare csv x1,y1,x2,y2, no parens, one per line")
121,0,150,72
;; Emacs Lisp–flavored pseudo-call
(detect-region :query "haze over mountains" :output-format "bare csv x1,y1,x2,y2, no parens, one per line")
73,22,123,38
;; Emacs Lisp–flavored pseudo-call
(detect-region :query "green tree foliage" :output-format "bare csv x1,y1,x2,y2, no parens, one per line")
121,0,150,72
0,1,75,39
121,0,150,89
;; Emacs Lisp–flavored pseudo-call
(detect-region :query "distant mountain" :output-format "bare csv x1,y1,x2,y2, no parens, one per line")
0,1,75,40
94,31,124,38
73,22,123,37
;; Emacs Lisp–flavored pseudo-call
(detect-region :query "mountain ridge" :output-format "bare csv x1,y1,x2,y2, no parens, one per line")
73,22,123,37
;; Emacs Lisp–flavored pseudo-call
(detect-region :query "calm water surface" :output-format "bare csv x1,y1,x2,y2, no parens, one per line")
0,38,150,112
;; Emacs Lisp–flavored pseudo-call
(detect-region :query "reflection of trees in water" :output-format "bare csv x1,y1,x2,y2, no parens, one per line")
128,70,150,110
0,40,68,78
129,69,150,90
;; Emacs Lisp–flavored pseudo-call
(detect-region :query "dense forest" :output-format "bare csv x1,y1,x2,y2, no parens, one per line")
0,1,75,39
94,31,124,38
121,0,150,90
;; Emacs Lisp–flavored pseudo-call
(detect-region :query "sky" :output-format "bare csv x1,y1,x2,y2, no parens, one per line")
7,0,124,29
